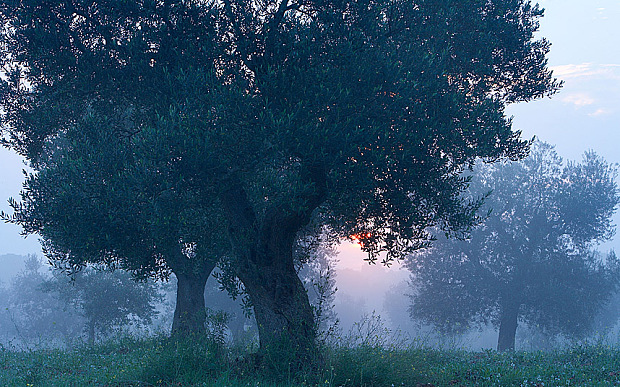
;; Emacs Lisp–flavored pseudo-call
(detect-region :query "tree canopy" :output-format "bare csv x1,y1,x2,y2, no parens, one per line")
6,112,229,334
407,142,620,351
1,0,560,362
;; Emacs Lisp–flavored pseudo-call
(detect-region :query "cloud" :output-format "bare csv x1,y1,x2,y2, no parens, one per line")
561,93,595,107
602,64,620,71
596,7,608,20
588,108,612,117
553,65,619,116
551,64,595,79
551,63,620,80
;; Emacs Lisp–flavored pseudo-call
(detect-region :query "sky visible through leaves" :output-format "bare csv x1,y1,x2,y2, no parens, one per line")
0,0,619,261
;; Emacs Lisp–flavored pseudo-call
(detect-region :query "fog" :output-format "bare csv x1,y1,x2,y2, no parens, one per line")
2,218,619,353
1,0,620,355
2,154,620,353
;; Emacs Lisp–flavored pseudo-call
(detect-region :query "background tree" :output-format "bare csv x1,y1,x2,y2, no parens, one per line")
296,235,339,335
1,255,162,346
0,0,231,336
44,266,163,344
407,142,620,351
3,255,84,347
0,280,9,344
1,0,560,363
591,290,620,338
5,113,230,335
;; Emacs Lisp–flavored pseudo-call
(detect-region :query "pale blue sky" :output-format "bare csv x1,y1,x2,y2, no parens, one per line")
1,1,619,256
508,0,620,163
507,0,620,252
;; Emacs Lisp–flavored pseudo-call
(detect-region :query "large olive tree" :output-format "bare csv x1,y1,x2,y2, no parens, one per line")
1,0,559,362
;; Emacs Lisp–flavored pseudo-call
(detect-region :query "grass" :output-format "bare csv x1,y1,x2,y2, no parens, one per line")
2,336,620,386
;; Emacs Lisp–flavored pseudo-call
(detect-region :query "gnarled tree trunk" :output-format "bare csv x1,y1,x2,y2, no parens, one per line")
497,300,520,352
168,247,216,336
219,168,326,367
235,216,316,365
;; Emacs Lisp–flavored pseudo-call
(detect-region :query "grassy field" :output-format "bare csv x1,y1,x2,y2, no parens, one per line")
2,335,620,386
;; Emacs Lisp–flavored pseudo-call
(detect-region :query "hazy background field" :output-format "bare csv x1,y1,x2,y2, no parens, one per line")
1,0,619,352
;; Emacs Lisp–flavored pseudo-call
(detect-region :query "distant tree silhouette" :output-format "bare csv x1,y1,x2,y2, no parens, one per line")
45,266,162,343
4,255,83,346
408,143,620,351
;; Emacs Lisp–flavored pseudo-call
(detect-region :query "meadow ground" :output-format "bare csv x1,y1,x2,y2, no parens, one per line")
2,335,620,386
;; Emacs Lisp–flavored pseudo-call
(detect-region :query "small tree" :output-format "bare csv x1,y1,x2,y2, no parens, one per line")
4,255,83,347
296,239,339,336
45,267,163,343
408,142,620,351
0,280,9,343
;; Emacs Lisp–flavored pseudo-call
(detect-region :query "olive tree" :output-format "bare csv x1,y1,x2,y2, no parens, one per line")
1,0,559,362
408,143,620,351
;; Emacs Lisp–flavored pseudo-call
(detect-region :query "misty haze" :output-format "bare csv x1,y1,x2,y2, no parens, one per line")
1,0,620,385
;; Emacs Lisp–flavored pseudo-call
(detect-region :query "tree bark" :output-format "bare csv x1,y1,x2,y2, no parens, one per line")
170,263,215,336
219,168,326,367
497,301,520,352
231,206,318,368
235,234,316,363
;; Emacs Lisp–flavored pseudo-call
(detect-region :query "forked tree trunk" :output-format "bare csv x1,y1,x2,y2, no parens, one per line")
497,301,520,352
236,249,316,365
171,263,215,336
219,168,326,368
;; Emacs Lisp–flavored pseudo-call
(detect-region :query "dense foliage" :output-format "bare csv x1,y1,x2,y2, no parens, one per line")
0,0,560,361
408,142,620,351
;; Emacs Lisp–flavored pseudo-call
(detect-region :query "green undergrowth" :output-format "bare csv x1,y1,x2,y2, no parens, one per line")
2,336,620,386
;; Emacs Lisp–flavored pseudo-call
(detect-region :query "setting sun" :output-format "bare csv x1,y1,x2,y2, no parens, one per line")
349,232,371,246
